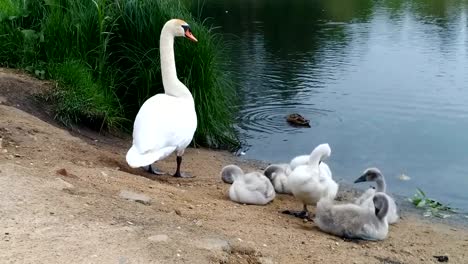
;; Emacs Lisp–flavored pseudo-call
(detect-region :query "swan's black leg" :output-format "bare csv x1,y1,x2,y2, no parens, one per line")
281,204,313,220
173,156,193,178
143,164,165,175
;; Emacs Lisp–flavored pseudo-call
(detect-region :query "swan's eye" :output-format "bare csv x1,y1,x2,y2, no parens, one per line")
181,25,190,32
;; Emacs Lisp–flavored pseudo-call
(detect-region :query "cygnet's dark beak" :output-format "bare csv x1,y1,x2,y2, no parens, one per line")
354,174,368,183
182,25,198,42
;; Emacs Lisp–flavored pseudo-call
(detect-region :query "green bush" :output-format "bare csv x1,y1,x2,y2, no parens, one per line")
0,0,239,149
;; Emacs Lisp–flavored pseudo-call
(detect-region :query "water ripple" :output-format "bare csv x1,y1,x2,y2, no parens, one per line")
237,102,332,134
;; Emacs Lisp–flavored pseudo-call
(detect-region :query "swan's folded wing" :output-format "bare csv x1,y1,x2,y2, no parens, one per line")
319,162,332,179
355,188,376,206
132,94,197,154
245,173,275,198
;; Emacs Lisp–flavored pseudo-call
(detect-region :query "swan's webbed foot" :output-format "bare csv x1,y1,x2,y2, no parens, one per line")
144,165,165,175
173,171,194,178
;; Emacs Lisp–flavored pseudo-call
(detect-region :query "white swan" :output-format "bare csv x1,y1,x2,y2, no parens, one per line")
290,154,332,179
354,168,399,224
263,163,293,194
286,143,338,219
263,150,333,195
315,193,390,241
126,19,198,178
221,165,276,205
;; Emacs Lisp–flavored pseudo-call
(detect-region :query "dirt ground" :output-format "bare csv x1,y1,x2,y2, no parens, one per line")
0,68,467,264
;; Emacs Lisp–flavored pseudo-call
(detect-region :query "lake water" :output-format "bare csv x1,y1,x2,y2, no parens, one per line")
192,0,468,212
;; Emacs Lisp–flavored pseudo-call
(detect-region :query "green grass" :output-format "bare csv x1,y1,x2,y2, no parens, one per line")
0,0,239,149
43,60,126,131
408,188,456,218
0,0,22,21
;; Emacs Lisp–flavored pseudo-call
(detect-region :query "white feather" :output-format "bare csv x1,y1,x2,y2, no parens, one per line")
223,165,275,205
126,95,196,168
288,143,338,206
125,19,198,169
264,163,293,194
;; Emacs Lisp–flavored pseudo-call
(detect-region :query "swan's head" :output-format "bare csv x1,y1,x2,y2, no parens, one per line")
264,164,285,180
354,167,383,183
220,164,244,184
165,19,198,42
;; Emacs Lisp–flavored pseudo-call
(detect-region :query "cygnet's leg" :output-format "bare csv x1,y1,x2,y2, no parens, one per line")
173,156,193,178
143,164,165,175
282,204,313,220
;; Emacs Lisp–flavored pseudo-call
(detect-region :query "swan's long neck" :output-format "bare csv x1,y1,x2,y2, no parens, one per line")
375,195,389,220
375,176,386,193
309,144,330,166
159,28,192,98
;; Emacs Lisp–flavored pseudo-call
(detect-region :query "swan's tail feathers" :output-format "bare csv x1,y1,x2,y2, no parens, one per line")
126,145,176,168
309,143,331,165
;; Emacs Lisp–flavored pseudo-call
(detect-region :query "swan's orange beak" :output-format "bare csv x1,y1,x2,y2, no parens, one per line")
185,30,198,42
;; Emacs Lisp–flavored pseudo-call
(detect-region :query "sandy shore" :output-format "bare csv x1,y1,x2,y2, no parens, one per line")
1,68,467,263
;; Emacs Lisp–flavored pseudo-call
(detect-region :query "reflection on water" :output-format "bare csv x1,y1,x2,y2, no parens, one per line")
191,0,468,212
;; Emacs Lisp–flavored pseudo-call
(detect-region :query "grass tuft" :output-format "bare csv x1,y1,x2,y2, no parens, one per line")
408,188,456,218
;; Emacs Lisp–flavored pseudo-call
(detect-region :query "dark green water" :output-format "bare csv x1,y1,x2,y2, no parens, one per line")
192,0,468,212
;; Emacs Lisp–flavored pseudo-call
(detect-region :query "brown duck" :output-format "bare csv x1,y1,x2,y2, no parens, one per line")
287,113,310,127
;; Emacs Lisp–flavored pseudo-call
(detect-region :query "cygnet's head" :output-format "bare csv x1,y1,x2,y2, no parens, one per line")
220,164,244,184
372,193,389,219
164,19,198,42
354,167,383,183
263,164,283,180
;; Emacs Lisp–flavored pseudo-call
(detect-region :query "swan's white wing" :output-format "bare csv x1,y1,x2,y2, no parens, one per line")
126,94,197,167
245,173,275,201
319,162,332,179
